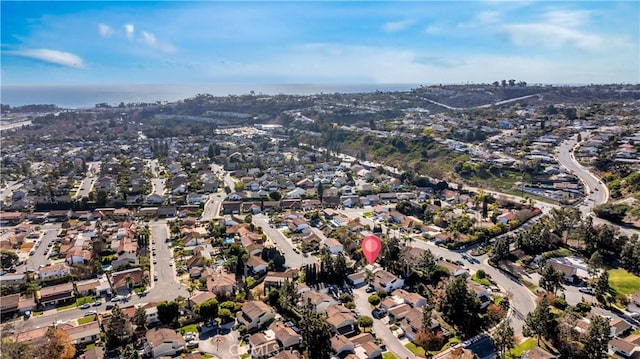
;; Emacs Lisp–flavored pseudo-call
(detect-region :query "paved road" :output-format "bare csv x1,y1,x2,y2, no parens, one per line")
150,178,167,196
557,134,637,236
0,180,22,204
148,222,188,300
19,221,187,330
211,164,235,192
23,224,61,272
202,192,224,221
338,207,535,338
252,214,317,269
353,286,415,359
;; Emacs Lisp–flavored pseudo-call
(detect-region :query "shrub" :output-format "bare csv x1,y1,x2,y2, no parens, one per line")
368,294,381,306
576,301,592,314
553,297,568,310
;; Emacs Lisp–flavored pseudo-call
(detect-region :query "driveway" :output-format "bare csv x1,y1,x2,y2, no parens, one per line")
198,322,241,359
252,214,318,269
353,286,415,358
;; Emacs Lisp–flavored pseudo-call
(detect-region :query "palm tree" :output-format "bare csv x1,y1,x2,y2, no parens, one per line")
124,275,133,294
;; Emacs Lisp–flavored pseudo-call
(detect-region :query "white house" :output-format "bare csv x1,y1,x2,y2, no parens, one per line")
372,269,404,293
323,237,343,254
237,301,276,331
186,193,205,205
38,263,71,280
145,328,186,358
286,188,307,199
226,192,244,201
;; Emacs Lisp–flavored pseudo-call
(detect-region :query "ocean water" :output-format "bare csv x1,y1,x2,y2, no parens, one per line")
1,83,419,109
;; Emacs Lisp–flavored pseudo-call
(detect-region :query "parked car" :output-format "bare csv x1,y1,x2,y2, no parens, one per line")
79,303,91,309
579,287,594,295
92,301,102,306
84,310,97,316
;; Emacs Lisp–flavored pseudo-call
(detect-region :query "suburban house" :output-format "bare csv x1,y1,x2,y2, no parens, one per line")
110,268,144,295
205,269,237,297
59,321,101,345
300,290,336,313
323,237,343,254
38,282,75,307
522,346,559,359
268,321,301,350
610,318,633,337
468,281,493,309
237,301,276,331
0,294,34,318
372,269,404,293
347,271,367,287
38,263,72,280
187,291,216,311
391,289,428,308
248,332,280,358
144,328,187,358
246,256,269,275
331,335,354,356
326,305,356,336
547,260,578,282
400,308,440,342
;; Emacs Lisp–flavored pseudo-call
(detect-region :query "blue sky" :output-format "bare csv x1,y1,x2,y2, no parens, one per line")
1,1,638,85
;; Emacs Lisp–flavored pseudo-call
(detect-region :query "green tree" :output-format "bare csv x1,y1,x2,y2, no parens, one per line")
317,183,324,202
234,181,245,192
524,296,555,346
197,298,219,322
269,191,282,201
299,301,332,359
594,271,611,304
439,276,481,335
132,306,148,333
539,264,564,294
0,250,19,269
368,294,381,306
491,237,510,264
491,320,515,359
588,251,603,279
583,315,611,359
421,306,432,330
157,301,180,326
122,343,140,359
106,304,131,348
356,315,373,332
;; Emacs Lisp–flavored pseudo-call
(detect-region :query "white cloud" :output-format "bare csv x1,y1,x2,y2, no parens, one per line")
501,23,605,51
204,43,637,84
140,30,176,54
124,24,135,39
6,48,85,68
545,9,592,28
477,11,501,24
98,23,113,38
424,24,444,35
141,31,156,45
382,19,416,33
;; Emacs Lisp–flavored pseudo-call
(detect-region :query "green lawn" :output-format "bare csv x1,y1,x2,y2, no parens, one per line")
56,302,78,311
509,338,536,358
178,323,199,335
472,273,492,287
76,296,94,305
608,269,640,296
78,316,97,325
405,342,426,356
382,352,398,359
521,279,538,292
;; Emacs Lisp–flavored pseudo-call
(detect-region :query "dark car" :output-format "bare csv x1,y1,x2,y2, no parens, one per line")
365,286,376,293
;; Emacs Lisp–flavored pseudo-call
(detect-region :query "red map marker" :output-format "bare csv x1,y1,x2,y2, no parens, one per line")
362,235,382,264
